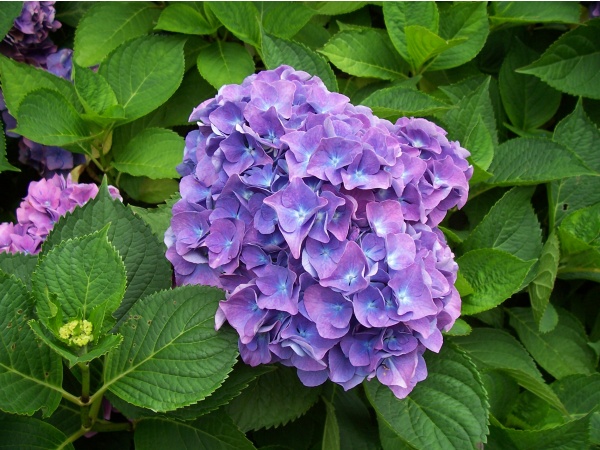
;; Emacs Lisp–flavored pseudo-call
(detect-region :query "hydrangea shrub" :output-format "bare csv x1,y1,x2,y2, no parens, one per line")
166,66,472,398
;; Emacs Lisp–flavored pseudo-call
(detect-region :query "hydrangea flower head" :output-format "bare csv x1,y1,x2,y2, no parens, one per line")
0,174,121,255
166,66,472,398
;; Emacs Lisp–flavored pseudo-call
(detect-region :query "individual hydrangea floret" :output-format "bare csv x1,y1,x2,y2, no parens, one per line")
0,174,121,255
166,65,472,399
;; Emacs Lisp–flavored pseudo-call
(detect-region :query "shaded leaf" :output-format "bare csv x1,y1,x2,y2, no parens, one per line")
529,233,560,332
197,41,255,90
206,1,260,47
0,415,74,450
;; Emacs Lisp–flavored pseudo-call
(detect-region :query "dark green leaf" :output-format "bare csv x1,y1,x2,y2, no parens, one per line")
518,20,600,99
365,344,489,450
155,2,219,35
99,35,186,121
487,138,596,186
0,273,63,417
303,2,367,15
482,371,520,423
490,2,582,26
226,365,321,432
104,285,238,412
206,1,261,47
360,86,450,121
319,28,408,80
453,329,566,413
529,233,560,332
55,2,94,28
322,398,340,450
553,373,600,416
0,2,22,41
460,186,542,261
333,388,380,450
262,33,337,92
74,2,161,67
508,308,598,379
499,40,561,131
559,203,600,253
73,63,120,119
0,252,37,289
549,176,600,227
0,415,74,450
0,126,18,173
197,41,255,90
458,249,535,315
129,194,179,244
258,2,315,39
119,175,179,204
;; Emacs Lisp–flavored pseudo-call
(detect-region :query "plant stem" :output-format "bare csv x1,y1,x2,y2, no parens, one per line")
57,427,87,450
92,421,133,433
79,362,92,429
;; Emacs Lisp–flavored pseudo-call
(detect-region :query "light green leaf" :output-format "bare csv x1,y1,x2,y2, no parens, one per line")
226,365,321,432
319,28,408,80
509,308,598,379
0,123,18,173
322,398,341,450
442,76,496,170
0,55,81,116
73,63,120,119
405,25,466,72
365,343,489,450
529,233,560,332
112,127,183,179
43,182,172,328
549,176,600,227
155,2,219,35
29,320,123,368
32,226,127,336
206,1,260,47
293,21,332,51
197,41,255,90
554,99,600,172
303,2,367,15
257,2,315,39
0,415,74,450
490,2,582,26
14,89,91,150
119,175,179,204
458,248,535,315
517,20,600,99
262,33,337,92
487,137,597,186
445,318,472,336
0,253,37,289
360,86,450,121
383,1,439,63
135,410,257,450
99,35,185,122
461,186,542,261
0,2,22,40
559,204,600,252
428,2,489,71
74,2,161,67
104,285,238,412
453,329,566,413
0,273,63,417
499,40,561,131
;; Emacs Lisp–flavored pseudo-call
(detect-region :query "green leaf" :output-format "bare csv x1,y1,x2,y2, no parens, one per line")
0,252,37,289
303,2,367,15
197,41,255,90
43,182,172,328
453,329,566,413
258,2,315,39
104,285,238,412
549,176,600,227
517,20,600,99
445,318,472,336
120,175,179,204
553,99,600,172
99,35,186,122
499,40,561,131
322,398,341,450
129,194,179,243
461,186,542,261
0,55,81,116
74,2,161,67
529,233,560,332
405,25,466,72
319,28,408,80
559,204,600,252
135,410,257,450
383,2,439,64
553,373,600,416
29,320,123,368
482,371,520,423
0,415,74,450
155,2,219,35
428,2,489,71
112,127,183,179
508,308,598,379
293,21,332,51
206,1,261,47
557,246,600,283
55,2,95,29
365,343,489,450
360,86,450,121
490,2,582,26
14,89,91,150
458,249,535,315
73,63,120,118
333,389,380,450
0,127,18,173
442,76,496,170
487,137,597,186
0,2,22,40
226,365,322,432
262,33,337,92
0,273,63,417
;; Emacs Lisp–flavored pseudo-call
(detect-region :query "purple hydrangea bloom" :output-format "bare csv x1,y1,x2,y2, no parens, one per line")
0,174,121,255
590,2,600,18
166,66,472,399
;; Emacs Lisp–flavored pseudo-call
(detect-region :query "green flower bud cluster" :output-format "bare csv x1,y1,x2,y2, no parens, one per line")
59,319,94,347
